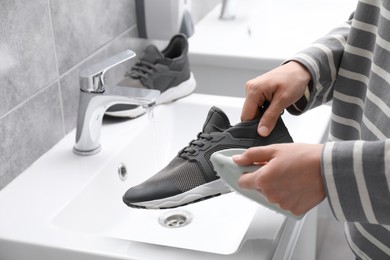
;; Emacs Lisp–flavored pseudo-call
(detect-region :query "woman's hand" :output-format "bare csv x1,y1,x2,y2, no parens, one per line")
233,143,326,216
241,61,311,136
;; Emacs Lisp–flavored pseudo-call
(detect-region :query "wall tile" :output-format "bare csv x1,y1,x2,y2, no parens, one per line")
50,0,136,74
0,0,57,118
0,82,64,190
0,0,219,191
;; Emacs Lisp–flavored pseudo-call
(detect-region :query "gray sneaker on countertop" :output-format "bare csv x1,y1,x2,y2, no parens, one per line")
106,34,196,118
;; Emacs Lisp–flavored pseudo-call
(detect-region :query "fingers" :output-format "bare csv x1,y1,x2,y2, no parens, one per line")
236,163,316,216
257,99,286,136
234,148,301,213
241,77,286,137
233,146,275,190
233,146,274,166
241,62,311,137
240,79,265,122
233,143,325,216
237,170,263,190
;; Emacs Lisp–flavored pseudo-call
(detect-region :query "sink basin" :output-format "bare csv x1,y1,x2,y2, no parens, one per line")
51,96,260,254
0,93,331,259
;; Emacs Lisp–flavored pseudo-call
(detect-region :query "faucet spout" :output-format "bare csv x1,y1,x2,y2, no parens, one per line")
73,50,160,156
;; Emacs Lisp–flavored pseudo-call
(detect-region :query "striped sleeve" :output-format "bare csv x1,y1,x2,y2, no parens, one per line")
286,1,390,258
286,15,353,114
322,140,390,225
289,1,390,226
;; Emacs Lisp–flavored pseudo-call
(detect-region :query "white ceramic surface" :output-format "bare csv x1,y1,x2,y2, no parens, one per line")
190,0,357,60
0,93,331,260
189,0,358,98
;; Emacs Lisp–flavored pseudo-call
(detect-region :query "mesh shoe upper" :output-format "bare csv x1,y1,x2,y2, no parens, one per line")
122,105,294,209
123,41,190,92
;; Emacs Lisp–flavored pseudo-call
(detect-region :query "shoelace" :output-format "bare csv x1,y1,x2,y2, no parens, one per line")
178,132,213,159
126,60,157,80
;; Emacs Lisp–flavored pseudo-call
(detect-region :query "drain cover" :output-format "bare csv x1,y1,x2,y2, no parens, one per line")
158,210,192,228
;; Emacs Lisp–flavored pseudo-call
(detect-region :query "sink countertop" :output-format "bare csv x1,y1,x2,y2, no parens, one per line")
189,0,357,69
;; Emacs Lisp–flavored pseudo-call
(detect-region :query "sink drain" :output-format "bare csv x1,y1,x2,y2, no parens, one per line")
118,163,128,181
158,210,192,228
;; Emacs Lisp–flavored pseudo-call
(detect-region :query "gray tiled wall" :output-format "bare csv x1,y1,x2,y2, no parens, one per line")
0,0,218,190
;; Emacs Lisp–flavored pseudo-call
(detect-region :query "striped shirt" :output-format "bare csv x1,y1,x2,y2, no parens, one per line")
288,0,390,259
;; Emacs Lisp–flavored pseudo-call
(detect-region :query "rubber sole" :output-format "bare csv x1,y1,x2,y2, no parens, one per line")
123,179,232,209
105,73,196,118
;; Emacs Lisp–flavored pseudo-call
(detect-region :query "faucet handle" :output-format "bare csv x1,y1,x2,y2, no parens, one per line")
79,50,136,93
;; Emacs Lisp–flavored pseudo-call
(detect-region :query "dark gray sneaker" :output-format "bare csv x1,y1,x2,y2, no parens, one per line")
106,34,196,118
122,105,294,209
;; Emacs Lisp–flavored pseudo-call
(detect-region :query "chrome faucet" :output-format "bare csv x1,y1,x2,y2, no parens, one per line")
73,50,160,156
220,0,237,20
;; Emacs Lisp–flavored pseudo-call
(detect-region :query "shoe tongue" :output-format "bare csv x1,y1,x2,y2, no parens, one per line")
202,106,231,134
140,45,164,63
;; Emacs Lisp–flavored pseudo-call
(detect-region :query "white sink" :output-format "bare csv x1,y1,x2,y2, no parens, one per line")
189,0,357,97
190,0,357,60
0,94,330,260
51,95,259,254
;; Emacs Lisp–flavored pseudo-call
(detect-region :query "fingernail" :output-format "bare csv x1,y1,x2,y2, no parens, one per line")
259,125,269,136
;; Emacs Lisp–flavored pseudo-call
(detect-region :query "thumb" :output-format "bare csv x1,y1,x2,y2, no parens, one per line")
258,100,285,136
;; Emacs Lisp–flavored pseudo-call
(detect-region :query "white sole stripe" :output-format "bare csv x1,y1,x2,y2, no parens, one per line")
131,179,232,209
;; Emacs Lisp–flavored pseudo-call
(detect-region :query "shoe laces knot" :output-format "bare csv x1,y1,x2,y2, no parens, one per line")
178,132,213,159
126,60,157,80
